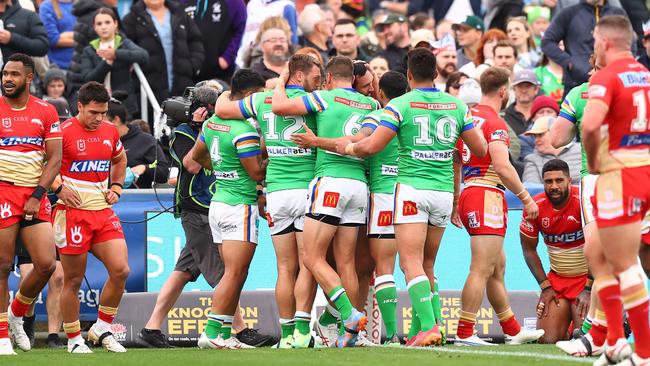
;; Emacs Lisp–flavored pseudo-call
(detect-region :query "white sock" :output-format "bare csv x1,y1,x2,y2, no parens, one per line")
94,319,111,334
68,334,85,346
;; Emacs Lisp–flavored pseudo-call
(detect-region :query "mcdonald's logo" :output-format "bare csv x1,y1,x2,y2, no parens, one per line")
266,212,274,227
402,201,418,216
377,211,393,226
323,192,340,208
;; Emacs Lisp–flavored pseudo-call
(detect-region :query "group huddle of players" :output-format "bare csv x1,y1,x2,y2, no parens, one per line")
0,14,649,365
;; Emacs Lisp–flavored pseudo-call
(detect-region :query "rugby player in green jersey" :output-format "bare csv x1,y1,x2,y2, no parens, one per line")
215,54,323,348
271,56,380,347
292,71,409,346
190,70,267,350
336,48,488,347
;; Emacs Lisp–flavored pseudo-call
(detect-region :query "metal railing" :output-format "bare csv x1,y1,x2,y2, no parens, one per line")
132,63,167,139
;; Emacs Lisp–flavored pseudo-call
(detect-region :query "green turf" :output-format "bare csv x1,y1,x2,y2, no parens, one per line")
0,345,593,366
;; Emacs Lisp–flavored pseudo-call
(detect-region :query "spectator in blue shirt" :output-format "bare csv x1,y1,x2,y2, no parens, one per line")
39,0,76,69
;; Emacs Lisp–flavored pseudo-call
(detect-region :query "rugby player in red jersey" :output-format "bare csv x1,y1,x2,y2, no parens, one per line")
520,159,590,343
454,66,544,346
51,82,128,353
582,15,650,366
0,54,61,355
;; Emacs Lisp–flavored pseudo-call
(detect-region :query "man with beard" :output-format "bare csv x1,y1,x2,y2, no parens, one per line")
520,159,589,344
377,14,410,74
252,28,291,81
503,70,540,136
0,53,61,355
432,33,458,90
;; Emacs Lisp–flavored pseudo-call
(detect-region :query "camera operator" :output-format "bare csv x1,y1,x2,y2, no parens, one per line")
137,85,272,348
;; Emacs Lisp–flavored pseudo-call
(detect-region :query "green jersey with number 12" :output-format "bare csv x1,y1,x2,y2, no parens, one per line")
301,88,380,182
559,82,589,177
380,88,474,193
361,109,398,194
239,86,317,193
201,117,261,205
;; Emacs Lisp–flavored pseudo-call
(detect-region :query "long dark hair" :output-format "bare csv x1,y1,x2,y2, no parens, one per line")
108,90,129,125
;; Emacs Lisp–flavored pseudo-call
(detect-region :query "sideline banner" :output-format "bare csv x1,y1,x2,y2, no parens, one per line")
114,290,541,346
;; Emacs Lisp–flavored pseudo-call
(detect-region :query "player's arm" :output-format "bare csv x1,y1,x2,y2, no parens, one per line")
271,77,309,116
24,138,62,218
240,154,265,182
451,149,463,228
292,123,373,152
215,91,247,120
581,100,608,174
188,138,212,171
344,125,395,157
106,151,127,204
520,233,547,285
236,131,265,182
490,142,539,219
460,126,488,158
550,116,577,148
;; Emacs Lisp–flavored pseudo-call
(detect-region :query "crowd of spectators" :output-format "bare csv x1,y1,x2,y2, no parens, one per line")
7,0,650,188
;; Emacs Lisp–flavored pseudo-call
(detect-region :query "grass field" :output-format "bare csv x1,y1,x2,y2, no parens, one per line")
0,345,595,366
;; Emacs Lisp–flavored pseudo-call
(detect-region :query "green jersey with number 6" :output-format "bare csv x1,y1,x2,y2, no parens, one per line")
361,109,398,194
380,88,474,193
301,88,380,182
201,117,261,205
239,86,317,193
559,82,589,177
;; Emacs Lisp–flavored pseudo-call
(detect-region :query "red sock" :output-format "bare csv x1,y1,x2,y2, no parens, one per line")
626,300,650,358
10,297,31,318
499,316,521,337
98,306,116,324
0,314,7,339
619,266,650,358
597,280,624,346
456,320,475,339
589,322,608,347
63,321,81,339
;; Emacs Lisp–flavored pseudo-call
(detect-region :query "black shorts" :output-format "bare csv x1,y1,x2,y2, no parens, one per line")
13,237,60,271
174,211,224,287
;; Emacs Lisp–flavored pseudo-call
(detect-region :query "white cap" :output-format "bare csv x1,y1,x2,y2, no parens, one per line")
459,78,481,106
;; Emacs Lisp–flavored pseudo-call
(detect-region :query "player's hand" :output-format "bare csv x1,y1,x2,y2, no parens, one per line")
537,287,559,318
218,57,229,70
58,185,82,207
257,194,267,220
291,124,317,148
22,197,40,221
131,164,146,176
524,200,539,220
192,107,208,123
451,204,463,228
588,158,600,174
104,189,120,205
0,30,12,44
279,68,290,84
575,289,591,320
336,139,352,155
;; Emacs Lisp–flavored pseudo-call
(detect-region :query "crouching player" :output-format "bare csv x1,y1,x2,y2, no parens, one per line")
520,159,591,343
52,82,128,353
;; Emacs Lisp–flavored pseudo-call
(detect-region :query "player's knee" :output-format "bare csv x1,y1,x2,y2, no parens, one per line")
110,264,130,283
49,270,64,290
32,258,56,278
64,275,84,291
356,255,374,276
0,258,13,278
225,265,249,282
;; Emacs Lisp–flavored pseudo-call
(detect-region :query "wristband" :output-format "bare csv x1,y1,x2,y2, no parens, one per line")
515,188,527,197
54,184,63,195
539,279,551,291
110,185,123,197
111,190,121,198
257,190,264,196
111,182,124,189
30,185,47,200
344,142,356,156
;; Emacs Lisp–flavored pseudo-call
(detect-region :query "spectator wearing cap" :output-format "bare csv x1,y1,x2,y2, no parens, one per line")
458,77,481,107
377,13,410,74
42,68,67,99
522,116,582,185
39,0,77,69
526,5,550,48
298,4,334,64
410,28,435,49
504,69,540,136
453,15,484,69
541,0,626,96
432,33,458,90
518,95,560,161
252,28,291,81
638,20,650,70
328,19,371,61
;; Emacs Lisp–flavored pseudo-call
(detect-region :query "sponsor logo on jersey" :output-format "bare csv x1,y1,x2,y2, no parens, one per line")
411,149,453,161
542,217,550,228
541,229,584,244
520,219,534,233
567,215,580,224
588,85,607,98
103,140,112,148
2,118,11,128
334,96,374,110
266,146,312,156
470,115,486,129
206,122,230,132
410,102,457,110
402,200,418,216
77,139,86,151
0,136,43,146
381,165,398,176
264,97,272,104
214,170,240,180
70,160,111,173
490,129,508,142
620,133,650,147
467,211,480,228
323,191,340,208
377,210,393,226
30,119,43,128
618,71,650,87
50,122,60,133
580,92,589,99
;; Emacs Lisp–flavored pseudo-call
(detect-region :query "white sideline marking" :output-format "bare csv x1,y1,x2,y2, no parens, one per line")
421,347,593,363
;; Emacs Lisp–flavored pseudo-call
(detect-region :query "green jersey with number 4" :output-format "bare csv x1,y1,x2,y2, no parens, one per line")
201,117,261,205
239,86,317,193
361,109,398,194
559,82,589,177
380,88,474,193
302,88,380,182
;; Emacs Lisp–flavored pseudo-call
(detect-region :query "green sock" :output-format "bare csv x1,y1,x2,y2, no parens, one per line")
407,276,435,332
407,312,421,339
375,275,398,338
205,312,222,339
581,317,593,334
432,279,442,325
328,286,353,320
280,318,295,339
294,311,311,336
218,315,234,339
318,304,339,326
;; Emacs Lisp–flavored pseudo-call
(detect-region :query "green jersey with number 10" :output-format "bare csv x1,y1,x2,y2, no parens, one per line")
380,88,474,193
239,86,317,193
301,88,380,182
201,117,261,205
